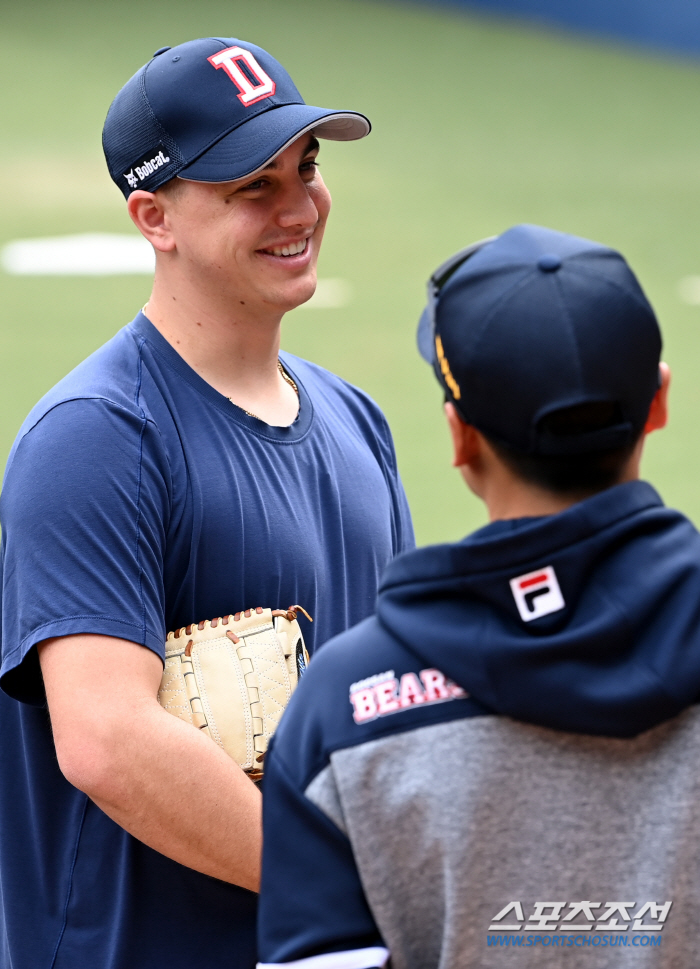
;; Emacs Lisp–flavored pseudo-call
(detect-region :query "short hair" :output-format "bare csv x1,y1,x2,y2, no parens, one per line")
155,177,186,202
485,401,641,496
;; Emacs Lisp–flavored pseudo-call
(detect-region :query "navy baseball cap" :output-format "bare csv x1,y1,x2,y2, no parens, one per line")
103,37,371,198
417,224,662,456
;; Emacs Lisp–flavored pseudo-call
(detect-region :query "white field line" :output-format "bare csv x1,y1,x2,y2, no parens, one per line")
1,233,155,275
678,276,700,305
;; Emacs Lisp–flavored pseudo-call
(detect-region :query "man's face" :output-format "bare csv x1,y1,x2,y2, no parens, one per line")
159,133,331,313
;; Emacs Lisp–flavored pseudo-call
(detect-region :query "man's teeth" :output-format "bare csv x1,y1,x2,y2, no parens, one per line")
267,239,308,257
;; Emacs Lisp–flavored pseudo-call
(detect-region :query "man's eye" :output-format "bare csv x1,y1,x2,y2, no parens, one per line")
300,160,319,174
242,178,267,191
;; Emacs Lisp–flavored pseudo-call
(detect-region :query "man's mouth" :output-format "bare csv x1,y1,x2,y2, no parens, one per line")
261,238,308,257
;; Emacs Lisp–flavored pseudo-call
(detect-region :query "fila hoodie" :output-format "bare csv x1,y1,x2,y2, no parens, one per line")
257,481,700,969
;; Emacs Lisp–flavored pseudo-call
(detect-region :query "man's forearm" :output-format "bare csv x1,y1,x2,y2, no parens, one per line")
39,634,262,891
87,702,262,890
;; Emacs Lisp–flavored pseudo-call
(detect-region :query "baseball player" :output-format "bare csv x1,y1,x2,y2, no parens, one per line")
256,224,700,968
0,38,413,969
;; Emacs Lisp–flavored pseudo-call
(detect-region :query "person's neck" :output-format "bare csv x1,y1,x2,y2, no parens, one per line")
143,274,299,427
483,484,584,522
480,470,640,522
463,427,643,523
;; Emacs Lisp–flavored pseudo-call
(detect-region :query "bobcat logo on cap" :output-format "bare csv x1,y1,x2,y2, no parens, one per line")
208,46,276,105
510,566,565,622
123,146,171,191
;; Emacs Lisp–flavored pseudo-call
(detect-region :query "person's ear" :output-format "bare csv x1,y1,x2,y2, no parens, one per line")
444,402,481,468
644,362,671,434
127,190,176,252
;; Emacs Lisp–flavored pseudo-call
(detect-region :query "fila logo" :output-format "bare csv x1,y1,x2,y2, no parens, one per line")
510,566,565,622
349,668,467,724
208,46,276,105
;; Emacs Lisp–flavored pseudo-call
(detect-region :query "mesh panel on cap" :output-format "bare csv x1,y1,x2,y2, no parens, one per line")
102,68,184,198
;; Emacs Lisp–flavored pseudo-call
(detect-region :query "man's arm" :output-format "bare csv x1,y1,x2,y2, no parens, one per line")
39,633,261,891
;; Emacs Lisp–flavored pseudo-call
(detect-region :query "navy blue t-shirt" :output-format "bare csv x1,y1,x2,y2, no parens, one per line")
0,312,414,969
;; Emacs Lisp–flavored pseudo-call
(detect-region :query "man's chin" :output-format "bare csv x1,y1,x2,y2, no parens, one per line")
265,277,318,313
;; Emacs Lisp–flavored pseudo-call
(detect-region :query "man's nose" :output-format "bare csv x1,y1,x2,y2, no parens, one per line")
276,179,319,228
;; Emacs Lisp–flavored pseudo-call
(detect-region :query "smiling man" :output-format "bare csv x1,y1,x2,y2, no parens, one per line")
0,38,413,969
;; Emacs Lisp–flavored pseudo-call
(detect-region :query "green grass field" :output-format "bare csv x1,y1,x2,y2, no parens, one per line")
2,0,700,544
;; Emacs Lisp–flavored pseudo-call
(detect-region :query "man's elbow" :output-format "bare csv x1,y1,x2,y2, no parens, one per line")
53,726,127,802
39,633,165,800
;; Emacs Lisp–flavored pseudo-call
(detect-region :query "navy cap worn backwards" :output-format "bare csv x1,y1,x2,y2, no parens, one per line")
417,224,662,456
103,37,371,198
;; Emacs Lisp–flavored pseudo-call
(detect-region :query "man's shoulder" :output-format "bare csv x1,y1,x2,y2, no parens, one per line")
4,320,160,481
18,321,145,435
281,352,399,475
281,353,389,427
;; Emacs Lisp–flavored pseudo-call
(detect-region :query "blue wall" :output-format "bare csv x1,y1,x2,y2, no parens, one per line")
421,0,700,57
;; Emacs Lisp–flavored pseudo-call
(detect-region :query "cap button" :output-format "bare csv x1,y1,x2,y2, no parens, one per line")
537,254,562,273
152,46,172,57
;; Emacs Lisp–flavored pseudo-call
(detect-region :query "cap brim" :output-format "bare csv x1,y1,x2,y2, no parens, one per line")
417,304,436,364
178,103,370,183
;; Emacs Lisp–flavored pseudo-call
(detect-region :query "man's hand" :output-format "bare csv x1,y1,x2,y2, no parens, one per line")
39,634,262,891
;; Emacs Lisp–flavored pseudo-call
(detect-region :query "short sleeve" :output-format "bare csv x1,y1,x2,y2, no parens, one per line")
0,398,171,704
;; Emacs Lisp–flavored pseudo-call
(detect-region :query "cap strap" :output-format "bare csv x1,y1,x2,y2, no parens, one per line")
422,236,496,368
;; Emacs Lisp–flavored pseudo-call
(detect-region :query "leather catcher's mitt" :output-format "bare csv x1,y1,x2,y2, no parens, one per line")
157,605,311,781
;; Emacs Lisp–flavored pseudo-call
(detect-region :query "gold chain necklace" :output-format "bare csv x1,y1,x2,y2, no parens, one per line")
228,361,299,421
276,360,298,394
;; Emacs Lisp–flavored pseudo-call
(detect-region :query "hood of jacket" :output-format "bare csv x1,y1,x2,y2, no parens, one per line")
377,481,700,737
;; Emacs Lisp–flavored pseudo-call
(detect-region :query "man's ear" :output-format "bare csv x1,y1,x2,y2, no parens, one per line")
444,402,481,468
127,190,176,252
644,362,671,434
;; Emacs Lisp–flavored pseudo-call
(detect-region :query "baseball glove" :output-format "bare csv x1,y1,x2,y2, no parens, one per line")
157,605,311,781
